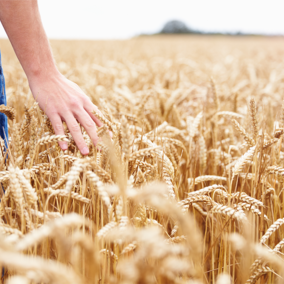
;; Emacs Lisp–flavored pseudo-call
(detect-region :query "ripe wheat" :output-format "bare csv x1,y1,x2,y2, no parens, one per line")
0,36,284,283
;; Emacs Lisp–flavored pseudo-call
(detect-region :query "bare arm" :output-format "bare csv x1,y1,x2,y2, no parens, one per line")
0,0,102,155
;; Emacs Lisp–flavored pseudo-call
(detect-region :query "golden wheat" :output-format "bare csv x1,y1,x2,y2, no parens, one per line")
1,36,284,283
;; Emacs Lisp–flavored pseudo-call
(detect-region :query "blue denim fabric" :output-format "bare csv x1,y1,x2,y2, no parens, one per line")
0,52,8,148
0,51,7,280
0,52,7,280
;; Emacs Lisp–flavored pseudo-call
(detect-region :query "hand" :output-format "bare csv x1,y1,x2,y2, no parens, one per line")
28,72,102,155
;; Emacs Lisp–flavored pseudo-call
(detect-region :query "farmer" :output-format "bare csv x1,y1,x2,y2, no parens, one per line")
0,0,102,155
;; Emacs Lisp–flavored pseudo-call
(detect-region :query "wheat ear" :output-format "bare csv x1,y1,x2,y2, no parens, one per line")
193,175,227,185
210,77,219,110
92,110,114,131
232,146,256,177
37,135,69,146
0,105,15,120
86,170,110,206
216,111,244,120
97,221,117,238
15,213,88,251
261,218,284,244
20,106,31,137
44,188,90,204
232,119,255,146
246,266,274,284
0,248,82,284
65,158,90,192
250,98,259,142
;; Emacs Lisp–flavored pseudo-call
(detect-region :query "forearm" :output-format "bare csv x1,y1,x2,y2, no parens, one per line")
0,0,103,155
0,0,59,80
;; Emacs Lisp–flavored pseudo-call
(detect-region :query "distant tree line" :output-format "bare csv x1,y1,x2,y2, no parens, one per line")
159,20,249,36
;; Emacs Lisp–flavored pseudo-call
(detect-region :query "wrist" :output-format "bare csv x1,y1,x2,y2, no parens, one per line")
27,63,61,84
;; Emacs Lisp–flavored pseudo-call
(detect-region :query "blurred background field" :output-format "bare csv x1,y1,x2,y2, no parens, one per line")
2,35,284,125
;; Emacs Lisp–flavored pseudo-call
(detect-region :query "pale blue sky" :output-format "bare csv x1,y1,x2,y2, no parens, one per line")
0,0,283,39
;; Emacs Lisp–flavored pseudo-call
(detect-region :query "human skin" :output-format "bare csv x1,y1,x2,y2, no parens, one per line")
0,0,102,155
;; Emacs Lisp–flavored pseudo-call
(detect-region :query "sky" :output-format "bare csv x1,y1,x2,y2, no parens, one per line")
0,0,283,39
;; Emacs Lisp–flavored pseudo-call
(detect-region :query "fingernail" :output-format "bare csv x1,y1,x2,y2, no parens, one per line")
61,143,68,151
81,147,89,155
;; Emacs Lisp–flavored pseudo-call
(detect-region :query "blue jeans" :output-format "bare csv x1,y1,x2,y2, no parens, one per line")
0,52,7,279
0,52,8,147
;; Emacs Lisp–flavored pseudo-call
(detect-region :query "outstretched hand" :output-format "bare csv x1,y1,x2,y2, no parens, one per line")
29,72,103,155
0,0,104,155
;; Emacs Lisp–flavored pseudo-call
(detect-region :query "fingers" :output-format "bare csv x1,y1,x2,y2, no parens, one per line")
53,99,104,155
76,109,99,146
49,115,68,151
64,113,89,155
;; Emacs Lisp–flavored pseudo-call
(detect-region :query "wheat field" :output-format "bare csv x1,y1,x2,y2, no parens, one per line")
0,36,284,284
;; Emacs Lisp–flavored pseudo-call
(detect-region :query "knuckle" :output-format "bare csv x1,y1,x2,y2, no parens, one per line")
53,123,63,132
84,118,94,129
49,110,58,116
69,122,81,132
69,97,80,108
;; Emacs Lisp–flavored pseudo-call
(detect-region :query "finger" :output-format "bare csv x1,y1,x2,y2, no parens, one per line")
64,113,89,155
75,108,99,146
84,103,103,127
49,115,68,151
